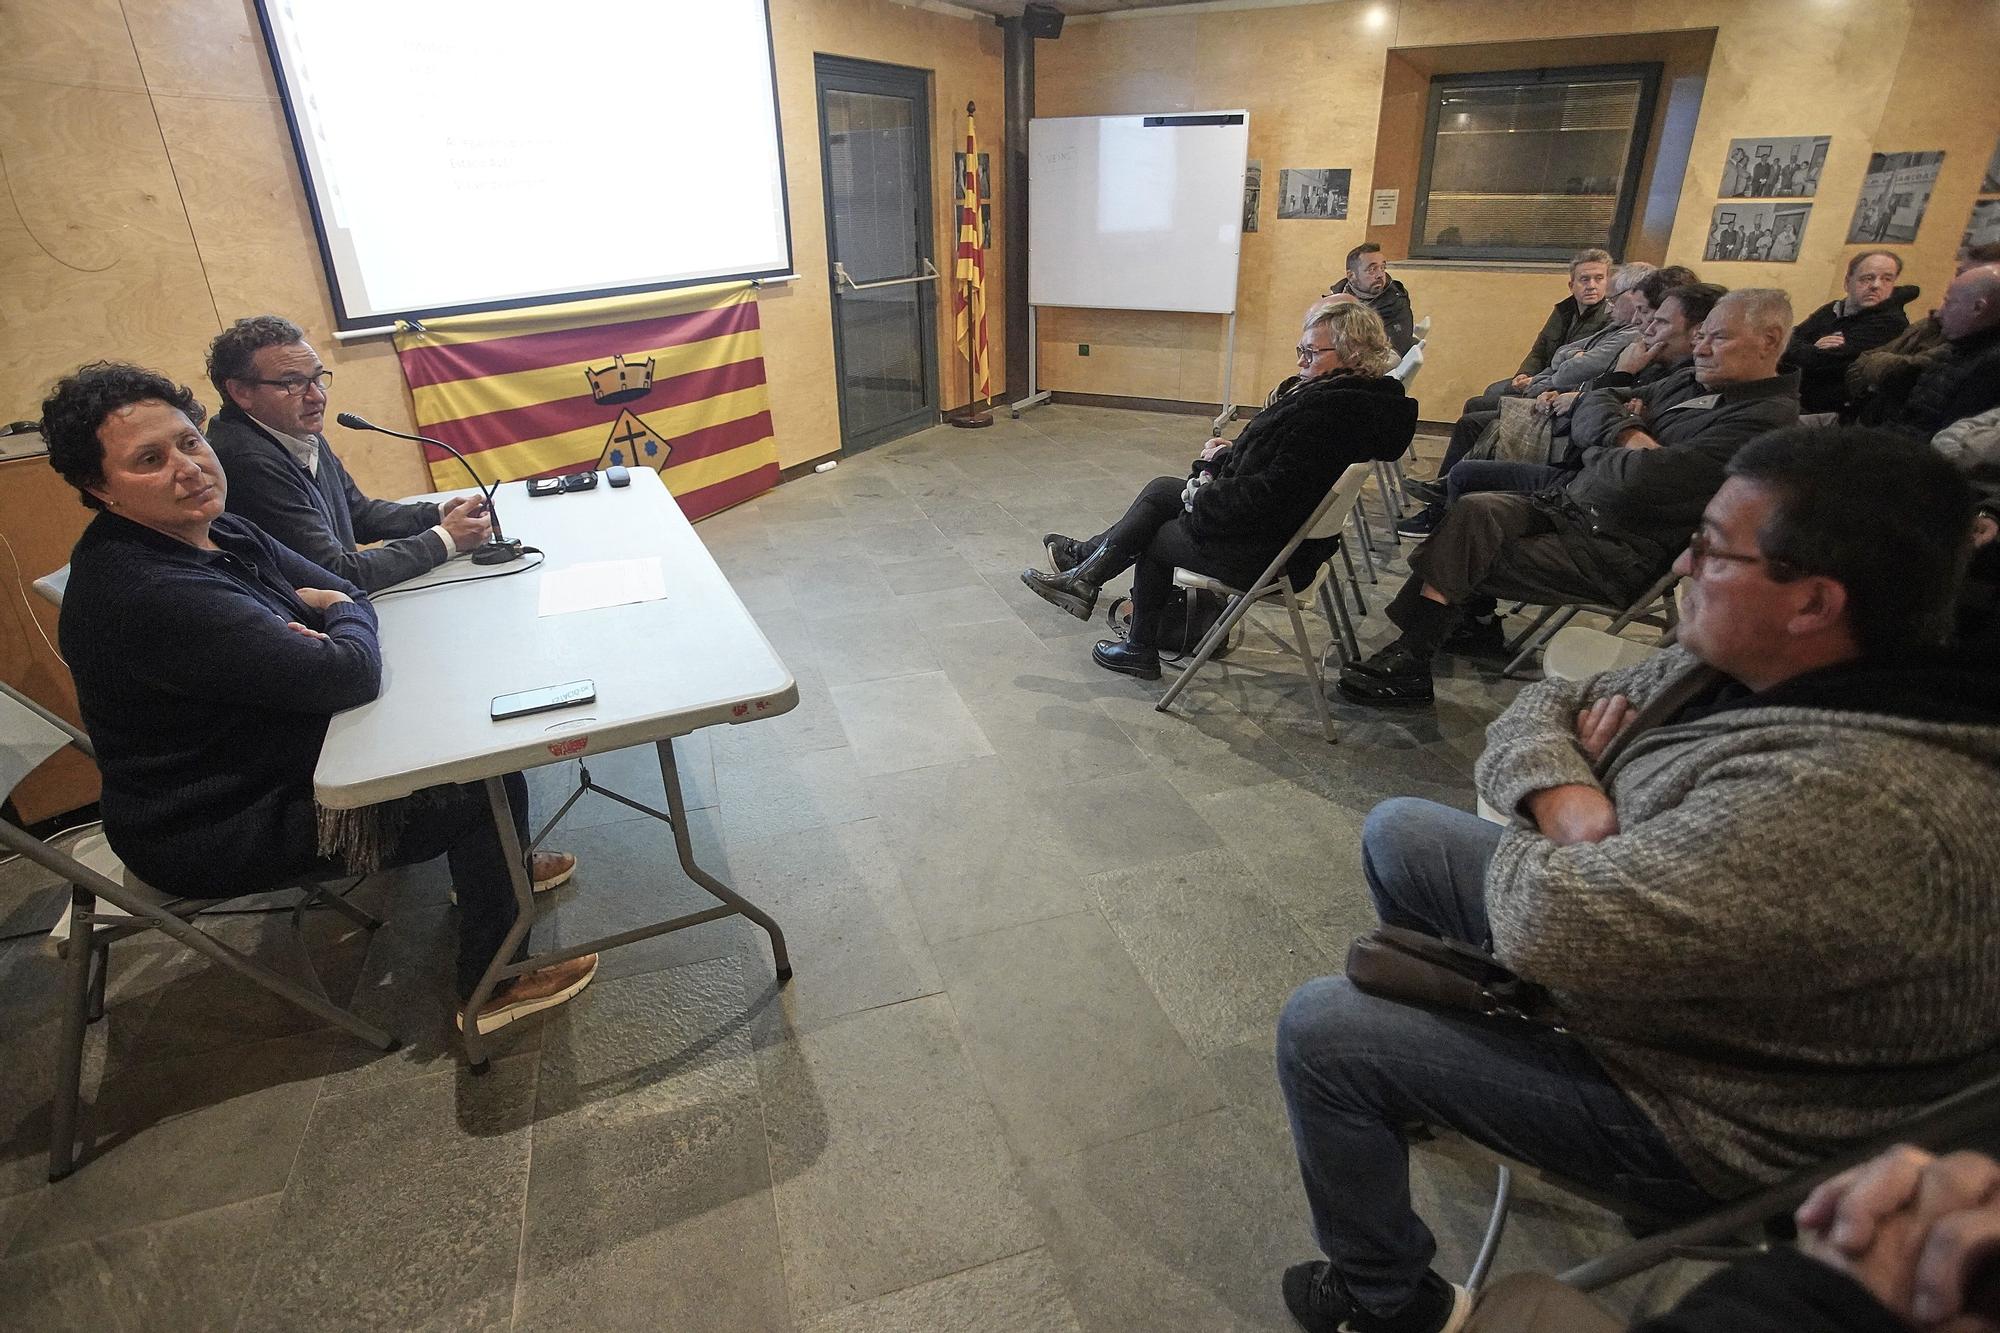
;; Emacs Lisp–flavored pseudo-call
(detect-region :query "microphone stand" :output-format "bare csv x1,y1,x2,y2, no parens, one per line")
335,412,524,565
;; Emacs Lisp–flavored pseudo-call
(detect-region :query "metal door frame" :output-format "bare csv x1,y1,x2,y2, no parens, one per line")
814,55,941,453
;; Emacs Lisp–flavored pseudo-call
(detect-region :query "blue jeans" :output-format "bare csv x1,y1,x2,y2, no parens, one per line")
1445,459,1569,507
1275,797,1709,1316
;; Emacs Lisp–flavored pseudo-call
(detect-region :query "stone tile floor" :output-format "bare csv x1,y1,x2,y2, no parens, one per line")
0,406,1702,1330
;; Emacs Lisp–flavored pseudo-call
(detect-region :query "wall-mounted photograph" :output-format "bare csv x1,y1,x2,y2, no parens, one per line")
1703,202,1810,262
1981,135,2000,193
1846,150,1946,244
1277,168,1350,220
1965,199,2000,252
1243,159,1262,233
1719,135,1830,198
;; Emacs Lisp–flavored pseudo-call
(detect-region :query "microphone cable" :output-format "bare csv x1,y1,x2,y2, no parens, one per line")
371,544,546,600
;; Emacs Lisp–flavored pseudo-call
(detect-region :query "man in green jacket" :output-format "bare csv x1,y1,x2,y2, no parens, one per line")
1277,427,2000,1333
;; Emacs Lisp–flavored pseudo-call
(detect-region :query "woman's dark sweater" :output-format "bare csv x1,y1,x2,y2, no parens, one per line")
58,511,382,895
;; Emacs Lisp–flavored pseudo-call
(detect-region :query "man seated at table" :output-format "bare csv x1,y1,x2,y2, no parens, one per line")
1783,250,1917,416
1277,426,2000,1333
1339,289,1799,706
205,315,492,593
41,362,596,1035
1328,244,1416,354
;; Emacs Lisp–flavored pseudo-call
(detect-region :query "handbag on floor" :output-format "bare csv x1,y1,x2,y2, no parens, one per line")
1466,396,1559,466
1345,925,1560,1027
1104,588,1239,659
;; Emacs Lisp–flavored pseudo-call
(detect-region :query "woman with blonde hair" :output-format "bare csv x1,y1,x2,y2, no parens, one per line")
1024,302,1416,679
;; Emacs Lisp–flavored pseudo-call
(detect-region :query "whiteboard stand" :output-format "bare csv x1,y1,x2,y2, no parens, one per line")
1009,306,1239,436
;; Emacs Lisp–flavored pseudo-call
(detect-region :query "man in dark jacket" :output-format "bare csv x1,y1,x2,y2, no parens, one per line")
1860,262,2000,441
1339,289,1800,707
1328,243,1416,354
1449,250,1614,432
1784,251,1916,414
204,315,492,592
1021,303,1417,680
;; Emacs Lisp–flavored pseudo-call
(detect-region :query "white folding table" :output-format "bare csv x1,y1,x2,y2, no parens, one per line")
314,468,797,1066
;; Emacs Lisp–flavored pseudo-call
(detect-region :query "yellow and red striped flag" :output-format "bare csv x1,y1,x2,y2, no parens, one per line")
953,110,992,402
392,283,779,521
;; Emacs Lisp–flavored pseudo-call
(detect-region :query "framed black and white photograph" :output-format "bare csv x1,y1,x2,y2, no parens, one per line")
1704,202,1811,262
1982,135,2000,193
978,152,991,201
1966,199,2000,252
1719,135,1830,198
1276,168,1350,220
1242,159,1262,233
1846,150,1946,244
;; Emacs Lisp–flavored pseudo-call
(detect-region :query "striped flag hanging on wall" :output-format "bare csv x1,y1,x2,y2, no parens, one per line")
392,283,780,521
954,109,992,402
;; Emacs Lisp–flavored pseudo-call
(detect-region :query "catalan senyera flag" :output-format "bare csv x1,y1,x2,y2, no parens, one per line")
953,111,992,402
392,283,779,521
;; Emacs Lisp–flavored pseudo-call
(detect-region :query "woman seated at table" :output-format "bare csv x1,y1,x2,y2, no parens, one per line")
1022,301,1418,679
41,362,595,1035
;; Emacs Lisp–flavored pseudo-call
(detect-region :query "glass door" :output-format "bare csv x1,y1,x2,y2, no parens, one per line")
815,57,939,452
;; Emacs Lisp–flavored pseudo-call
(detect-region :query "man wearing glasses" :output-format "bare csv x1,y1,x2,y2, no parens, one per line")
1277,427,2000,1333
204,315,491,592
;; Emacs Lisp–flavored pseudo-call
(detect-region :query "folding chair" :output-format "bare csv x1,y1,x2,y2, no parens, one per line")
1373,339,1430,539
1452,1065,2000,1294
0,683,399,1180
1411,315,1432,342
32,563,69,608
1155,463,1376,743
1499,570,1680,680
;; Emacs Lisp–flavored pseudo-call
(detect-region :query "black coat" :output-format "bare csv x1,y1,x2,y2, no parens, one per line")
1330,276,1416,353
1186,371,1417,579
208,405,447,592
1783,284,1918,414
59,513,381,895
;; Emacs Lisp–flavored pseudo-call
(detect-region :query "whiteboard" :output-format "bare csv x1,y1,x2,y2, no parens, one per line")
1029,112,1249,315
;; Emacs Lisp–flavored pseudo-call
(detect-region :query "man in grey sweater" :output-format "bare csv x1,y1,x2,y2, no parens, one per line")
1275,427,2000,1333
205,315,492,592
1342,289,1799,707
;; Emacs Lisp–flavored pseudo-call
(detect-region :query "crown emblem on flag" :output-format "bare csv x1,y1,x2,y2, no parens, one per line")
584,353,655,405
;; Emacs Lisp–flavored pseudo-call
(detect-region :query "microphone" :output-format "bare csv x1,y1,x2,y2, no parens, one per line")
335,412,524,565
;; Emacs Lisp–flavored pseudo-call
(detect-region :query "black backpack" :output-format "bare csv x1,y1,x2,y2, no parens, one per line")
1103,588,1239,659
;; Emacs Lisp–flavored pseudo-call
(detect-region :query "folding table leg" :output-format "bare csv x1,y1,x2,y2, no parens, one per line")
462,776,542,1071
655,740,792,980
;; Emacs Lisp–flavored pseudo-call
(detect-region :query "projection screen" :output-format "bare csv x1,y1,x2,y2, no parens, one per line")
254,0,794,329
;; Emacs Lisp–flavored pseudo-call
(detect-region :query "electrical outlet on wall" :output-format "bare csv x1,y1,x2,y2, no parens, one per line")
1078,344,1090,356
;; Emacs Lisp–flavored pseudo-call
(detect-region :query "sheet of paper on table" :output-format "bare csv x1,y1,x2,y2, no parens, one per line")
537,556,667,617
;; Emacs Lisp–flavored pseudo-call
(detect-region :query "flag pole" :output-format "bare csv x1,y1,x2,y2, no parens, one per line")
948,99,993,429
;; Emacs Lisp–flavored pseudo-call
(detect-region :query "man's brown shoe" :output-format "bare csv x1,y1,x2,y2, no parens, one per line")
457,954,598,1034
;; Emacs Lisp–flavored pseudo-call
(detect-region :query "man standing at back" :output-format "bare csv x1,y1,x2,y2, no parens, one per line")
1329,244,1416,354
205,315,492,592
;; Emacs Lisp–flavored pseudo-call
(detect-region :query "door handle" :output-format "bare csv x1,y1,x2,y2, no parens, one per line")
833,259,940,291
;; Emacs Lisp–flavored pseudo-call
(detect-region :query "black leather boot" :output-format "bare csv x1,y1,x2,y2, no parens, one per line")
1043,533,1090,573
1021,542,1127,620
1091,638,1161,680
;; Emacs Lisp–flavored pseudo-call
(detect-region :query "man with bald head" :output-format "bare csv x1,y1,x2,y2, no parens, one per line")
1862,262,2000,440
1341,289,1801,706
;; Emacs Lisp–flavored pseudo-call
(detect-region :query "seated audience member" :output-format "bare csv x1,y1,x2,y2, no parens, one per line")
1462,250,1614,418
1937,405,2000,655
1340,289,1800,706
1462,1146,2000,1333
1020,304,1416,680
1848,241,2000,409
1277,427,2000,1333
205,315,493,593
1859,262,2000,440
1329,243,1416,354
1401,267,1689,536
1406,281,1722,518
1783,250,1917,415
42,363,595,1034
